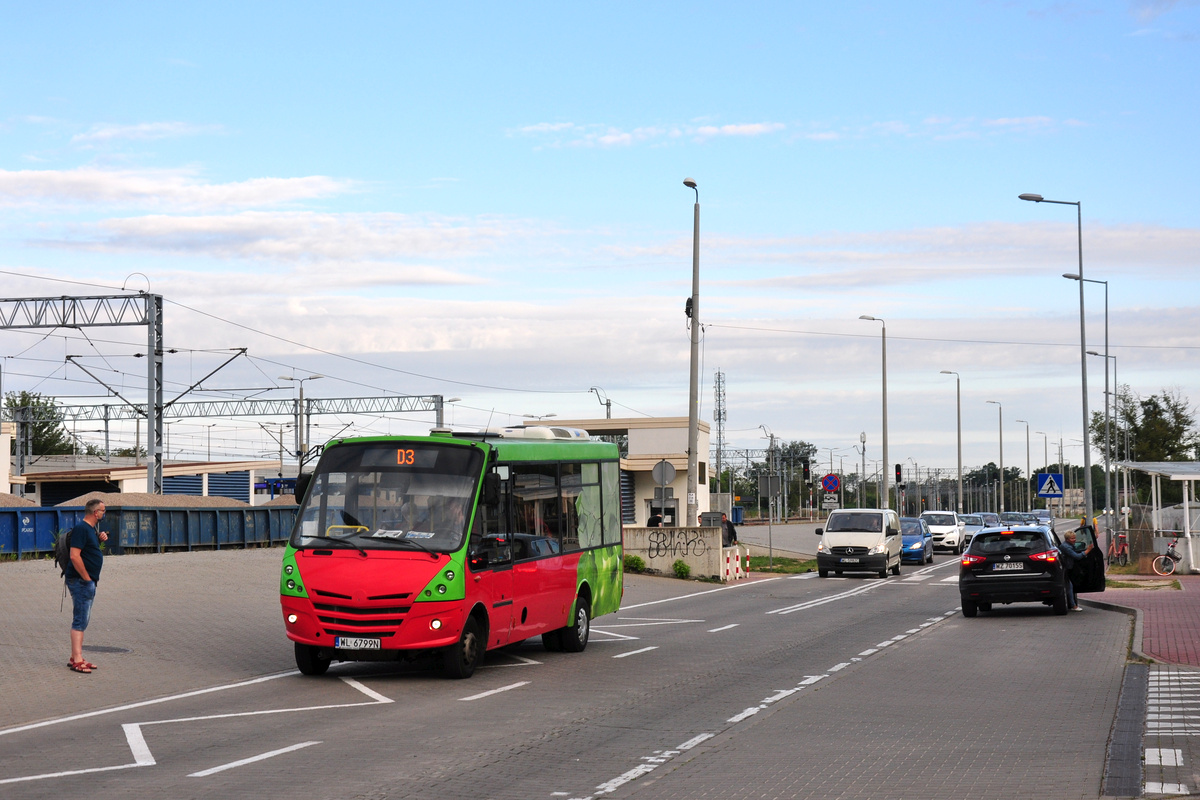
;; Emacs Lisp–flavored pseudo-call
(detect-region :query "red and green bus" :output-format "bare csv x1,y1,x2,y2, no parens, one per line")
280,427,623,678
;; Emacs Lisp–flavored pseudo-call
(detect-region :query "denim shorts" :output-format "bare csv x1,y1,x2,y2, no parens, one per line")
66,578,97,631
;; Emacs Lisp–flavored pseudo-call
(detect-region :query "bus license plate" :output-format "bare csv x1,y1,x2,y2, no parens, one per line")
992,562,1024,571
840,557,860,563
334,636,381,649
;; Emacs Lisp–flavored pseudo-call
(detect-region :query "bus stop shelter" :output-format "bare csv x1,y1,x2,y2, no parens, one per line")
1118,460,1200,574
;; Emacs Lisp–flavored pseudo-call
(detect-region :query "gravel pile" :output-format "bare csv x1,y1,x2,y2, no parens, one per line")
0,492,36,507
56,491,251,508
259,494,299,507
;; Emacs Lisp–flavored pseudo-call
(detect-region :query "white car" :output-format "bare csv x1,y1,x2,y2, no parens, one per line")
921,510,966,554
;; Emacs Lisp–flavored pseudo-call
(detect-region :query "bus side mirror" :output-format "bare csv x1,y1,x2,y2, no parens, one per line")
814,528,823,536
483,472,501,507
295,472,313,503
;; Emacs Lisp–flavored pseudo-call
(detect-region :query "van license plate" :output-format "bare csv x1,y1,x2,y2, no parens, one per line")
992,563,1023,572
334,637,381,649
840,557,860,563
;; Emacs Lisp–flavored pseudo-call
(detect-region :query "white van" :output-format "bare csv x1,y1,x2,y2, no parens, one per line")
921,510,965,554
815,508,902,578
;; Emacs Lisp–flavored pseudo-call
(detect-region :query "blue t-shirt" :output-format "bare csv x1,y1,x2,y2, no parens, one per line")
65,521,103,584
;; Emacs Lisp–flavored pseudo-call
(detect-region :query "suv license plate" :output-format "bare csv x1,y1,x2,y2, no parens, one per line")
840,557,860,563
334,636,381,649
992,562,1024,572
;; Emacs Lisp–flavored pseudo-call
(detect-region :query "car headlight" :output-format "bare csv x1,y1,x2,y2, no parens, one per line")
868,543,887,555
908,541,924,550
817,541,828,553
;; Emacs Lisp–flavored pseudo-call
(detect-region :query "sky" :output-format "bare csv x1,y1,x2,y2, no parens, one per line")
1,0,1199,479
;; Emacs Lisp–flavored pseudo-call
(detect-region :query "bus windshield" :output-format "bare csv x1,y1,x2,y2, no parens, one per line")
290,442,485,553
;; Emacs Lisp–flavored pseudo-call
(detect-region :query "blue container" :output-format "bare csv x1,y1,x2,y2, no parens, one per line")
0,505,297,557
731,505,745,524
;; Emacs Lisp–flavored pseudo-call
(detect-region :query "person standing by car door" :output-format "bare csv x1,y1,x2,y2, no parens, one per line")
1058,530,1093,612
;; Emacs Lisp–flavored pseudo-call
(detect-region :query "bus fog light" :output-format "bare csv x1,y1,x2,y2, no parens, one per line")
431,619,443,630
287,614,298,624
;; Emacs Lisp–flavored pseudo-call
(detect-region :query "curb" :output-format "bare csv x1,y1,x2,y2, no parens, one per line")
1080,596,1153,664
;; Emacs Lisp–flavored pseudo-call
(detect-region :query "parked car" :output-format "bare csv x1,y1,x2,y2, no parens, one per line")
815,508,903,578
979,512,1001,528
959,525,1105,617
921,510,965,553
959,514,985,547
901,517,934,564
1034,509,1053,524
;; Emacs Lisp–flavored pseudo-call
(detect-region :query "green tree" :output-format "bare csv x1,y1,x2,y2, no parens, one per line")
1091,387,1198,505
4,391,73,456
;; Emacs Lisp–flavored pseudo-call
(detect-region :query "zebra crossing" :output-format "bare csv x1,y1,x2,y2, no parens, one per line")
1144,666,1200,795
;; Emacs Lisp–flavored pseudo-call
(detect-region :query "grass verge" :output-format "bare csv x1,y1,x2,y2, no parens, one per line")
748,555,817,574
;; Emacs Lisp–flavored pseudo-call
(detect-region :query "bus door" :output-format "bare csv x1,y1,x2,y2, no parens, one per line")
469,502,514,649
510,466,563,639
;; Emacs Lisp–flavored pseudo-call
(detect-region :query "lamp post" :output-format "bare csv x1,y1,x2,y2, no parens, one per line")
760,424,775,564
279,374,324,464
589,386,612,419
1015,419,1031,511
684,178,701,528
1035,431,1049,512
1071,270,1109,526
207,423,217,461
987,400,1004,512
906,457,919,515
1021,192,1093,527
940,370,963,513
860,315,889,511
523,413,557,421
860,431,867,508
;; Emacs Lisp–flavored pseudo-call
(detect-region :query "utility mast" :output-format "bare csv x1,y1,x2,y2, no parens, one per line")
713,370,727,508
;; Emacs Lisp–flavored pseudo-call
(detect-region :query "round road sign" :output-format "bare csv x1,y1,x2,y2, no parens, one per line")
821,473,840,493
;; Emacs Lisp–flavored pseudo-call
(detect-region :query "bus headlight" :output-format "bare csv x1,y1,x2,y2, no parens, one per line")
444,570,455,581
437,584,447,594
287,614,298,624
430,619,443,630
284,564,294,575
286,579,296,590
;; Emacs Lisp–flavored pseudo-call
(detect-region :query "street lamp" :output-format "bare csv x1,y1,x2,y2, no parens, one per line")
684,178,701,528
1021,192,1093,526
1071,270,1109,523
207,423,217,461
940,370,963,514
278,374,324,463
860,315,889,511
859,431,867,508
1088,350,1116,528
1035,431,1050,513
523,413,557,421
589,386,612,419
1015,419,1031,511
986,400,1004,512
436,397,461,428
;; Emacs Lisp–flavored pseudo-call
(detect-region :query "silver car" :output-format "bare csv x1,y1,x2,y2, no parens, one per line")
959,514,985,547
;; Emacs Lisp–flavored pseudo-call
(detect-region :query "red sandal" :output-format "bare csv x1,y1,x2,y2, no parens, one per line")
68,659,98,670
68,661,92,674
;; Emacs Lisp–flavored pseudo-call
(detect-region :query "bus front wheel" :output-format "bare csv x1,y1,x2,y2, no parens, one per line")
443,616,484,679
295,643,331,676
562,597,591,653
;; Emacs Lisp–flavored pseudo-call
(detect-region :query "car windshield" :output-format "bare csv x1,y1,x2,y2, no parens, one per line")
291,441,484,553
825,513,882,533
924,514,955,526
961,515,982,525
971,531,1049,554
901,519,924,535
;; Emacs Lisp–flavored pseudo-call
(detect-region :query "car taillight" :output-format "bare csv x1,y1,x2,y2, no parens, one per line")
1028,550,1058,562
961,553,987,567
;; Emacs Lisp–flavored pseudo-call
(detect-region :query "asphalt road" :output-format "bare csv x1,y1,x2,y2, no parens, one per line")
0,547,1132,799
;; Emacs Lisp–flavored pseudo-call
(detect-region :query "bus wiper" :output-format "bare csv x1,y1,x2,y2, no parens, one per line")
306,534,368,557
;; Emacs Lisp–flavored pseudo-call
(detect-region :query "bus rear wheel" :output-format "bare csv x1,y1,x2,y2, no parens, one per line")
443,616,484,679
561,597,591,653
295,643,331,676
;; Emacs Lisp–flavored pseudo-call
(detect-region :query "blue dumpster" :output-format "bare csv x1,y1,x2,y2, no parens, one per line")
731,506,745,524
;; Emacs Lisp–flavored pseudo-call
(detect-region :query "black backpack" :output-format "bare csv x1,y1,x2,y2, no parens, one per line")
54,530,73,579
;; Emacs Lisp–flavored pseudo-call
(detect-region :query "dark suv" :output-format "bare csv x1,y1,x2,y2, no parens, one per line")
959,525,1104,616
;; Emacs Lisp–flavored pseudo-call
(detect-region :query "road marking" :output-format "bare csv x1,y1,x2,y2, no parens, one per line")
613,646,659,659
621,577,785,610
597,619,704,628
708,624,739,632
458,681,530,702
788,573,819,579
891,634,908,641
189,740,321,777
828,662,851,672
905,628,920,634
588,628,640,641
481,652,542,668
767,581,890,615
875,640,893,648
341,677,391,703
1146,748,1183,766
902,575,930,581
678,733,714,750
1145,782,1189,794
763,688,800,704
727,706,763,723
798,675,825,685
941,576,959,583
0,670,298,737
858,648,879,656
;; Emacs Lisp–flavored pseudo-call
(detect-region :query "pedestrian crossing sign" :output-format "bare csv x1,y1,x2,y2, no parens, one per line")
1037,473,1064,498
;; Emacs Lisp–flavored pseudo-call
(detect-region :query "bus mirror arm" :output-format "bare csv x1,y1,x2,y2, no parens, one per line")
295,472,313,503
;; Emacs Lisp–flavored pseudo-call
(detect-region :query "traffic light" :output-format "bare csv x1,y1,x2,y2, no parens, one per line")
801,459,810,481
895,463,902,483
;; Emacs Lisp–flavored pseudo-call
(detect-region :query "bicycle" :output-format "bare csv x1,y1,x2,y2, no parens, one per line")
1107,531,1129,567
1152,537,1182,576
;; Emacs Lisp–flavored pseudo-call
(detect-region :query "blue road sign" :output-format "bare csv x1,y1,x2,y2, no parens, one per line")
1037,473,1064,498
821,473,840,493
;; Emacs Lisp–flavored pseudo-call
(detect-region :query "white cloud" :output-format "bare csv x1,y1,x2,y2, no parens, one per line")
71,121,223,144
694,122,786,138
0,167,352,210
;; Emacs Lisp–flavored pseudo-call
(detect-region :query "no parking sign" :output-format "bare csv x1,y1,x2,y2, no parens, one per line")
821,473,840,493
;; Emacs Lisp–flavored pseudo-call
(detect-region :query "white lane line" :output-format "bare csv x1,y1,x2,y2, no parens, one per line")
588,629,640,641
621,576,785,610
189,740,321,778
124,723,156,766
678,733,714,750
593,763,657,795
763,688,800,704
891,634,908,641
708,624,739,633
767,581,889,615
876,641,893,648
341,677,392,703
458,681,530,702
727,706,763,723
1144,782,1189,794
828,662,851,673
798,675,825,686
1145,748,1184,766
788,573,819,580
0,670,298,737
858,648,879,656
941,576,958,583
481,653,542,668
902,575,930,582
597,619,704,628
614,646,659,659
905,628,921,634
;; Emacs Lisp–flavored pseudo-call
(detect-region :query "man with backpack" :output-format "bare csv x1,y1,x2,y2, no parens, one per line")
63,499,107,673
